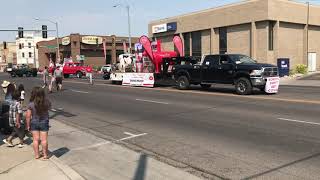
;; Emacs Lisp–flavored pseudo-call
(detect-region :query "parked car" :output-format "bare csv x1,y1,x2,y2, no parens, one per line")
9,64,38,77
173,54,279,95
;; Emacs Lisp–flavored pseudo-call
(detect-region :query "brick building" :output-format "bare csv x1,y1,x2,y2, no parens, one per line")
149,0,320,72
37,33,138,68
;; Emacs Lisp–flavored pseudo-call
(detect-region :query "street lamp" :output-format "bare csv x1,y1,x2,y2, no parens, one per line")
34,18,60,63
113,4,132,54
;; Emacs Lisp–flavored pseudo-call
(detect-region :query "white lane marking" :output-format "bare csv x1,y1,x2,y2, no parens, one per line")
124,132,136,136
70,89,89,94
118,133,147,141
135,98,169,105
277,118,320,126
71,132,147,151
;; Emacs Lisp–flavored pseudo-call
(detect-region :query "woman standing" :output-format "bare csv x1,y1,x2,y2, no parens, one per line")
26,87,51,159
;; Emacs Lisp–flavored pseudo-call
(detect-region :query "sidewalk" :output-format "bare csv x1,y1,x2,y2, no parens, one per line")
280,72,320,87
0,120,201,180
0,133,84,180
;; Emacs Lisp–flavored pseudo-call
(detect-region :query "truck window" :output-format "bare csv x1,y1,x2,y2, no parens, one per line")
219,55,231,65
204,55,219,66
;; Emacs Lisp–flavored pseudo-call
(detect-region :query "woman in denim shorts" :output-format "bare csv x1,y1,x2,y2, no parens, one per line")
26,87,51,159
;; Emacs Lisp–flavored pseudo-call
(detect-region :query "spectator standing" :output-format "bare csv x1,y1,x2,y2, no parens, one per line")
5,83,15,105
42,66,49,88
48,66,56,93
26,87,51,159
86,65,93,85
18,84,25,106
2,90,25,147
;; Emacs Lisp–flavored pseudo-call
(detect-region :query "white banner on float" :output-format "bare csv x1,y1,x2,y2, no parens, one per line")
122,73,154,87
265,77,280,94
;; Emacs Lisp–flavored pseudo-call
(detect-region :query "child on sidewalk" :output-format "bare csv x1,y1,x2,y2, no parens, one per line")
2,90,25,148
26,87,51,159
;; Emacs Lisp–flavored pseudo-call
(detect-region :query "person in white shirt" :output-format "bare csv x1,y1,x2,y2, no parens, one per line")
18,84,25,106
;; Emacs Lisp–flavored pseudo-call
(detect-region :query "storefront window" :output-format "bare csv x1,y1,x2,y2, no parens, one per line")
183,33,190,57
219,27,227,54
191,31,201,58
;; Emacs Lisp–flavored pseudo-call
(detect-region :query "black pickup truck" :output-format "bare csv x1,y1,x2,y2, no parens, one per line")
9,64,38,78
173,54,279,95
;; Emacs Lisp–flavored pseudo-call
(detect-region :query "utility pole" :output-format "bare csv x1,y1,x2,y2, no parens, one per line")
306,1,310,68
113,4,132,54
127,5,132,54
34,18,60,63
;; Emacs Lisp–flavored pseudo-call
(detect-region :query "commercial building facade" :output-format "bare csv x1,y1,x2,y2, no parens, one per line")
0,42,17,71
149,0,320,71
37,33,138,69
16,33,55,68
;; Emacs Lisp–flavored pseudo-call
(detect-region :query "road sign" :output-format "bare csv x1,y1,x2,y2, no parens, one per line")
46,45,57,49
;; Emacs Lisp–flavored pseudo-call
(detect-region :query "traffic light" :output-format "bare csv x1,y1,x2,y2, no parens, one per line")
42,25,47,38
18,27,23,38
3,41,7,49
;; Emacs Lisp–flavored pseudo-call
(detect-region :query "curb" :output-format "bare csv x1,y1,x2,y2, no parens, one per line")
50,155,85,180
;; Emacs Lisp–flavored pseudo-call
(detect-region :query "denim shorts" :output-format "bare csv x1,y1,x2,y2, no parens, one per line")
30,121,49,132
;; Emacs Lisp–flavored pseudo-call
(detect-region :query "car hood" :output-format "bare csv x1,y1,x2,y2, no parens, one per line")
236,63,277,70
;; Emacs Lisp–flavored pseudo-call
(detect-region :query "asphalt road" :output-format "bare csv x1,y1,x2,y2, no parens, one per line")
2,73,320,180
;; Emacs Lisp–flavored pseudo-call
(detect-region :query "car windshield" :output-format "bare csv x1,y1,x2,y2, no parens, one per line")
229,55,257,64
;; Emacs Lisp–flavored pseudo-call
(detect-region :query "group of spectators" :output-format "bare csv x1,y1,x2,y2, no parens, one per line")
1,80,52,160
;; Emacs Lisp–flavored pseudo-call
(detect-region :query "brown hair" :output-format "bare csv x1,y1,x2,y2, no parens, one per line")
6,83,15,97
12,90,20,101
32,87,50,116
30,87,40,102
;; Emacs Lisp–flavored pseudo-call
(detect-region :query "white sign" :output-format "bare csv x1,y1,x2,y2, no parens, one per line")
152,24,167,34
122,73,154,87
82,36,103,45
265,77,280,94
62,37,70,45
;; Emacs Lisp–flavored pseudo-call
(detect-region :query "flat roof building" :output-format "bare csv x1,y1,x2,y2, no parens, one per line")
37,33,138,69
149,0,320,71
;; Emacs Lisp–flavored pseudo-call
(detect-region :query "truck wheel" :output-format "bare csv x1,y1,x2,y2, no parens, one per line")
76,72,83,78
200,84,211,89
235,78,252,95
177,76,190,90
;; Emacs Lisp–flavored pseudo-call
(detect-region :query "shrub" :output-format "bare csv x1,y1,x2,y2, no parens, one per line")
289,69,296,76
295,64,307,74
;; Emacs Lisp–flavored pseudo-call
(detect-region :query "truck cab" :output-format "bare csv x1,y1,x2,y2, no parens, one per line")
173,54,279,95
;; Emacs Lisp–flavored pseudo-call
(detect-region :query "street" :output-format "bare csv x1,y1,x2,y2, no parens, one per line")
1,73,320,179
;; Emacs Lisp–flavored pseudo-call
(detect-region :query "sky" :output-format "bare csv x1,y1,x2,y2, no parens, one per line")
0,0,319,42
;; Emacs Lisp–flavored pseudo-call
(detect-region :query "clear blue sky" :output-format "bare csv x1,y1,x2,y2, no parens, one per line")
0,0,319,42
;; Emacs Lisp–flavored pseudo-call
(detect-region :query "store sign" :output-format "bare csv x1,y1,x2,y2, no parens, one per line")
82,36,103,45
62,37,70,45
122,73,154,87
265,77,280,94
167,22,177,31
152,22,177,34
152,24,167,34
